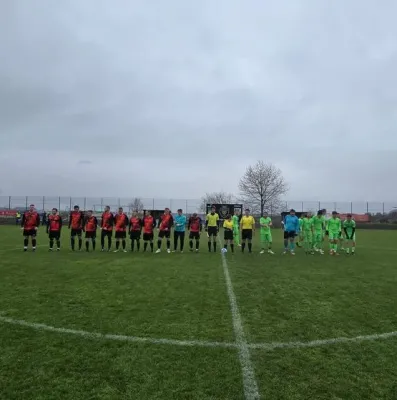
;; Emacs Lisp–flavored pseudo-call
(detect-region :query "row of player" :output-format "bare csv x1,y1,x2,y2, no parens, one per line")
19,205,355,255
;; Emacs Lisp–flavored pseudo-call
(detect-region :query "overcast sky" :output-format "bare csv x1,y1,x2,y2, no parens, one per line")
1,0,397,204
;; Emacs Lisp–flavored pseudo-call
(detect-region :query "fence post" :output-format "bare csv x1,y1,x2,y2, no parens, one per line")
301,201,304,212
383,202,385,214
42,196,45,211
8,196,11,210
366,202,369,213
318,201,321,210
185,199,188,213
118,198,120,208
69,197,72,211
25,196,28,209
334,202,337,211
84,197,87,210
58,197,61,211
100,198,103,211
152,198,155,210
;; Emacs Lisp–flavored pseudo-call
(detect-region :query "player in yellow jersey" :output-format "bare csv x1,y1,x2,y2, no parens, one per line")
205,205,219,252
240,208,255,253
222,215,234,253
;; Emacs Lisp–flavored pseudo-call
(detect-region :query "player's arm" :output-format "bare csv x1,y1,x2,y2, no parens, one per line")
187,217,191,230
20,213,25,228
216,214,219,230
252,217,255,232
205,214,209,230
169,215,174,228
59,216,63,231
269,219,273,227
36,214,40,229
68,213,72,229
157,216,162,228
199,217,203,231
46,218,50,233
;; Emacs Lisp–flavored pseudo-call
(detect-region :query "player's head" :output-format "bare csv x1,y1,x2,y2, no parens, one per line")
211,206,216,214
321,209,326,215
164,207,170,214
192,212,197,218
263,211,268,217
177,208,182,215
87,210,93,217
51,208,57,215
28,204,35,212
317,210,322,216
226,214,232,220
234,209,240,215
347,213,352,220
145,210,151,216
290,209,295,215
132,210,138,217
105,206,110,212
74,205,79,212
332,211,337,218
245,208,250,216
306,212,312,218
118,207,123,214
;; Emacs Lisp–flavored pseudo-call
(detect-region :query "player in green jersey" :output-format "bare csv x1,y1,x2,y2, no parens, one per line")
343,214,356,254
296,216,304,247
232,210,241,247
312,210,325,254
326,211,342,255
301,213,314,254
259,212,274,254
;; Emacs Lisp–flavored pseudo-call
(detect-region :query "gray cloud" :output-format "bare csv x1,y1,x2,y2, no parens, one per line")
1,0,397,204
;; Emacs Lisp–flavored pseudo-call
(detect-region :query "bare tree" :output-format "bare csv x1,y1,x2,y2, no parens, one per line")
128,197,144,213
238,161,288,216
200,192,235,212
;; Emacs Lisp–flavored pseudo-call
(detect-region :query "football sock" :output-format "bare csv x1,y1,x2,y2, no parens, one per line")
143,242,147,251
166,240,170,249
224,243,227,249
92,239,96,250
196,240,199,250
231,243,234,253
78,238,82,250
56,240,60,249
208,241,211,251
116,241,120,250
180,239,184,251
189,240,193,249
24,238,28,248
242,243,245,252
131,240,135,251
49,239,54,249
283,239,288,249
136,240,140,251
32,239,37,248
101,237,105,249
71,237,75,250
174,237,178,250
290,242,295,251
213,242,217,252
150,242,154,252
85,241,89,251
107,237,111,250
248,243,252,252
122,240,126,250
157,240,161,249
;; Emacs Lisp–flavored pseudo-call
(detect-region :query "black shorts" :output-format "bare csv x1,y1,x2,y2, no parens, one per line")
284,230,296,239
174,231,185,238
224,230,233,241
101,230,112,237
242,229,253,240
158,230,171,239
71,229,82,237
23,229,37,237
85,231,96,239
115,231,126,239
189,232,200,240
48,231,61,240
142,232,153,241
207,226,218,237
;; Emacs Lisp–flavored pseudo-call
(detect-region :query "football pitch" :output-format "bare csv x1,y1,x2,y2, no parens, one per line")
1,226,397,400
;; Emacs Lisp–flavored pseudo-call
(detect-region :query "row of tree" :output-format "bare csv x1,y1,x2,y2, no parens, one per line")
201,161,288,215
126,161,288,216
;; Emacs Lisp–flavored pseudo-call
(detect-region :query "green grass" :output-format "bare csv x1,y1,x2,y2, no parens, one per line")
0,226,397,399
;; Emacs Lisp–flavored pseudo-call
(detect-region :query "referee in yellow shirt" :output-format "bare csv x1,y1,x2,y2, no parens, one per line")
240,208,255,253
206,205,219,252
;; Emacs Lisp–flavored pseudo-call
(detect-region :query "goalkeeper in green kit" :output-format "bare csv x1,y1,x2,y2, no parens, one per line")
343,214,356,254
326,211,342,255
232,210,241,247
259,212,274,254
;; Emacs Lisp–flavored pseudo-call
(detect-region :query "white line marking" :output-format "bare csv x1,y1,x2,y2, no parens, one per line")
218,238,261,400
1,313,396,354
0,314,236,349
249,330,397,351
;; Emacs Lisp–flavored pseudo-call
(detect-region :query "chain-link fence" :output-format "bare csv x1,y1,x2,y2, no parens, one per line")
0,196,396,215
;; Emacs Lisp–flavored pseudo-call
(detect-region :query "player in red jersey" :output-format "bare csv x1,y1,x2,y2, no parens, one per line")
129,210,142,252
84,210,98,252
114,207,129,252
141,210,156,252
46,208,62,251
21,204,40,251
68,205,84,251
100,206,114,251
188,213,202,252
156,208,174,253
